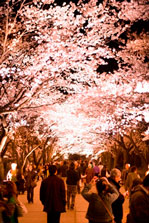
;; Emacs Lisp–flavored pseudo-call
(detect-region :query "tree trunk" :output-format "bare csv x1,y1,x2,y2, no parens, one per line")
0,135,8,153
113,154,118,168
125,133,148,165
122,150,129,167
0,157,4,182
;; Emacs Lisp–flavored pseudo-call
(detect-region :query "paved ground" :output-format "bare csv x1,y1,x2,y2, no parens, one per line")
18,180,129,223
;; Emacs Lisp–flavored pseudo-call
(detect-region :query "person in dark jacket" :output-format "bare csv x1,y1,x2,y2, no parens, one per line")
81,176,119,223
16,170,25,194
125,166,140,193
66,162,79,210
121,163,130,187
127,174,149,223
101,165,110,178
85,163,95,184
59,161,68,178
40,165,66,223
74,161,81,194
108,168,125,223
24,165,37,203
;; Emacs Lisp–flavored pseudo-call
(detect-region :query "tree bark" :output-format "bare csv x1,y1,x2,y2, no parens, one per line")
125,132,148,165
0,135,8,153
0,157,4,182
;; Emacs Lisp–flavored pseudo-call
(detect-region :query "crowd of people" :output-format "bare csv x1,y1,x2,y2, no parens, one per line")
0,160,149,223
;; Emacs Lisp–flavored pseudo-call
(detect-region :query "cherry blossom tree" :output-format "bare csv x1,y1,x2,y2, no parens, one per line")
0,0,148,174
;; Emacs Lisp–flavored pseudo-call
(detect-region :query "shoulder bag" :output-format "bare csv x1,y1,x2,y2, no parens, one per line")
16,199,28,217
31,179,37,188
98,195,115,223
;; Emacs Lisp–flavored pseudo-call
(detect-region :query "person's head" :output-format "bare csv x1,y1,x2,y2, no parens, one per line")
96,177,109,194
60,161,63,166
74,161,78,168
63,161,67,165
103,165,107,170
69,162,75,170
49,165,57,176
110,168,121,183
3,181,18,198
143,174,149,191
88,163,92,169
130,166,137,173
125,163,130,170
131,178,142,190
94,160,98,166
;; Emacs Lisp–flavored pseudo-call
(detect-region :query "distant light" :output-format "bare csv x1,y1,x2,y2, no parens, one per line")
11,163,17,170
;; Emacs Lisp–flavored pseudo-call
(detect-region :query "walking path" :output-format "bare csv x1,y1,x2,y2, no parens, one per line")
18,180,129,223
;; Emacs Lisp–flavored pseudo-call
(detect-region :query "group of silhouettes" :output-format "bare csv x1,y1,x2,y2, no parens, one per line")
0,160,149,223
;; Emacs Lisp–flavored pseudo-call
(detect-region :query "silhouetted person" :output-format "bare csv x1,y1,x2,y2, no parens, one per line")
127,174,149,223
121,163,130,186
125,166,140,193
24,165,37,203
108,168,125,223
66,162,79,209
40,165,66,223
85,163,95,184
101,165,110,178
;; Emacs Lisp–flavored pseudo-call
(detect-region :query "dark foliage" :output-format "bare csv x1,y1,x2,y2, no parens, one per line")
97,58,119,74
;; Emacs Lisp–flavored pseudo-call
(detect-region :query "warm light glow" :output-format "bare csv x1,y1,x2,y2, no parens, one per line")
11,163,17,170
0,0,148,158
